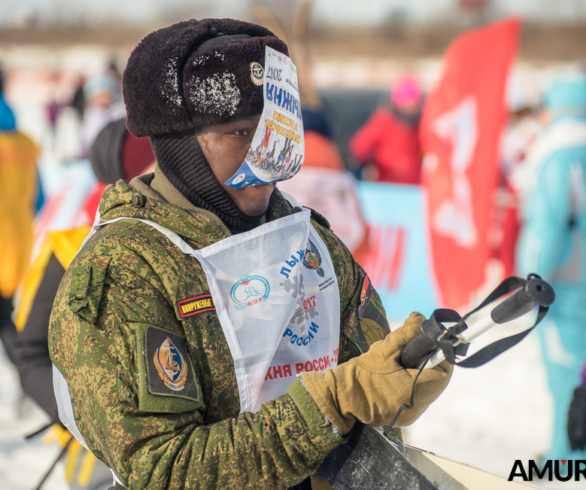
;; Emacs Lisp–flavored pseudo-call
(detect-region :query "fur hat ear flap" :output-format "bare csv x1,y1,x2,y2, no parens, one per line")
123,18,288,138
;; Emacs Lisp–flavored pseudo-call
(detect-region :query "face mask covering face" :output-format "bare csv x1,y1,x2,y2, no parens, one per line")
226,46,305,188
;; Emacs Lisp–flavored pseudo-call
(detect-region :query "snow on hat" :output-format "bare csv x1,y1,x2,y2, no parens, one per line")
391,75,422,109
123,18,288,138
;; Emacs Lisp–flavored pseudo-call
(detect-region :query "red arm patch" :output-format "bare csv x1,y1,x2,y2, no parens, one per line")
358,275,374,320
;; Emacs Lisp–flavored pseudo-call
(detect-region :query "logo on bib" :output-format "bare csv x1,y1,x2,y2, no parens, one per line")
231,275,270,310
154,336,188,391
302,239,324,277
250,62,264,86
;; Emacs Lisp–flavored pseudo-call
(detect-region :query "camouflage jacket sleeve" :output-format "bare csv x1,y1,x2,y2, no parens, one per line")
49,226,344,490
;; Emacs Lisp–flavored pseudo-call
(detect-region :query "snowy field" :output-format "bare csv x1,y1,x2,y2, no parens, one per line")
0,347,67,490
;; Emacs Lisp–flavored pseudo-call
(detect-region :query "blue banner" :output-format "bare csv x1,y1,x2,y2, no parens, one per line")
357,182,439,321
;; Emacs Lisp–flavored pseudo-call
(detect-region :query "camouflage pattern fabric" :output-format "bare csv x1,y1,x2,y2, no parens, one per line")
49,180,391,489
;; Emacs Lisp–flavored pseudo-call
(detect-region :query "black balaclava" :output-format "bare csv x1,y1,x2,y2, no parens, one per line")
150,130,266,234
149,32,270,234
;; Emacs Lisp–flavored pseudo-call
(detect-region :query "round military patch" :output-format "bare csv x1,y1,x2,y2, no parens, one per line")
303,239,325,277
144,326,201,403
360,318,386,347
250,62,264,86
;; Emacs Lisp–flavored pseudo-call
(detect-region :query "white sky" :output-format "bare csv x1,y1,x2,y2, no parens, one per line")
2,0,586,27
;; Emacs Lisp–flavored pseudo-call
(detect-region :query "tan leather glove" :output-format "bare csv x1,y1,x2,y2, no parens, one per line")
301,312,453,435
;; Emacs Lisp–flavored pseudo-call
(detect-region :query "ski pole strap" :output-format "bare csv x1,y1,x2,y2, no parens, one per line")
456,303,548,368
424,274,551,368
392,274,553,428
387,354,433,428
419,308,470,364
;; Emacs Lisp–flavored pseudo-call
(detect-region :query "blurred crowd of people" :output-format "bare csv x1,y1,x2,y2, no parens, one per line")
1,50,586,487
1,64,155,489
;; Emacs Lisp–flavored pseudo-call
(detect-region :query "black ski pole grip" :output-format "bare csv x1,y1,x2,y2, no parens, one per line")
490,275,555,324
400,329,438,369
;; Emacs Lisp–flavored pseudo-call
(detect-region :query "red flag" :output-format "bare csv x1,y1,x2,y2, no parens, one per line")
420,18,520,309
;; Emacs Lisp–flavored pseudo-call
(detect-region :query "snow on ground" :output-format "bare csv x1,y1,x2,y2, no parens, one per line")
0,346,67,490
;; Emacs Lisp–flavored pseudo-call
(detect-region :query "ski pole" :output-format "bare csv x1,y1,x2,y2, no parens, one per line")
400,274,555,370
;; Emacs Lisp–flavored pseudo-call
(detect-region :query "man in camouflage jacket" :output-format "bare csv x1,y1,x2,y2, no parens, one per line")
49,19,452,490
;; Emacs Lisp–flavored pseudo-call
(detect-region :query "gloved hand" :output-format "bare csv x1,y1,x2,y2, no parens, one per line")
300,312,453,436
568,386,586,451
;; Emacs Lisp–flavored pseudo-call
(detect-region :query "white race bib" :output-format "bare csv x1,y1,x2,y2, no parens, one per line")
73,209,340,413
191,211,340,412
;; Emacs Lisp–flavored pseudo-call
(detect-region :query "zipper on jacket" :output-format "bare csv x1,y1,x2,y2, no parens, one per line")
193,207,232,237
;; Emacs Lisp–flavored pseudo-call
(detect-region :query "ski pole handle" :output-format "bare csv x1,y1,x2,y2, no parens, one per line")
490,275,554,324
400,275,555,370
400,332,439,370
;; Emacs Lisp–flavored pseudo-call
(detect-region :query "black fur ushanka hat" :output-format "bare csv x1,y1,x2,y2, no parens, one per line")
123,18,289,138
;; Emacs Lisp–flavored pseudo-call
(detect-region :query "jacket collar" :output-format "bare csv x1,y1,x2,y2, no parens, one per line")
99,176,296,249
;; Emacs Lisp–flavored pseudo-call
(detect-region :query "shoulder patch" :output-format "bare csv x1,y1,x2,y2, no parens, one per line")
358,275,374,320
145,325,201,401
177,293,215,318
359,318,388,347
349,273,391,354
